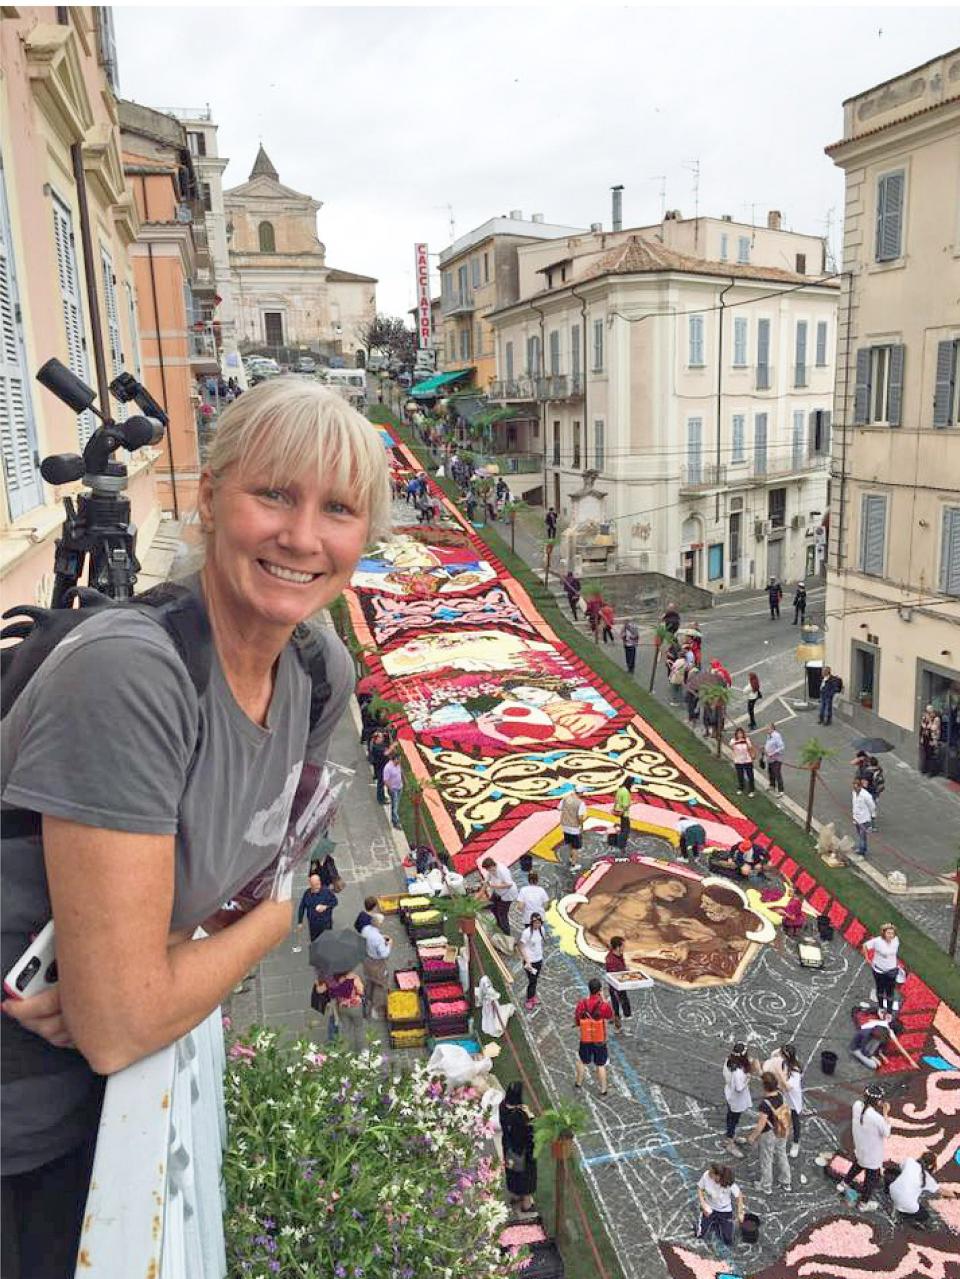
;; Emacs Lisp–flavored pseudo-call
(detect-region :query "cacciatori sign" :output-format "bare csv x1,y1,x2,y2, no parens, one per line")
414,243,432,350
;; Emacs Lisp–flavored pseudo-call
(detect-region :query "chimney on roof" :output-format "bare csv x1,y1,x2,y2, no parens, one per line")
611,184,624,233
664,209,682,221
767,209,782,231
531,212,544,223
509,209,523,220
590,222,603,233
721,214,733,222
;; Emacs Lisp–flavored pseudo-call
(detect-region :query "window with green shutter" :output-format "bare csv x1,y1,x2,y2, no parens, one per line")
859,494,887,576
875,170,905,262
940,507,960,596
505,340,514,382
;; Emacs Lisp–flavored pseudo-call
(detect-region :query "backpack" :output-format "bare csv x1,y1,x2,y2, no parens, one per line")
578,1001,608,1044
0,582,330,838
764,1094,791,1139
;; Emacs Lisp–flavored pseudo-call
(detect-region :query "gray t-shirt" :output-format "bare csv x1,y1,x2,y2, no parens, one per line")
1,604,353,1174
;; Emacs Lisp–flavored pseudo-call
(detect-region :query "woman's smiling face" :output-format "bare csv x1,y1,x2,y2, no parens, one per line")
199,463,370,632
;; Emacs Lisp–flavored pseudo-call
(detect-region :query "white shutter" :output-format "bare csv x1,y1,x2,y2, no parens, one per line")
52,196,94,445
124,280,142,380
0,157,44,518
689,315,704,366
940,507,960,596
816,320,828,367
687,416,702,482
860,495,887,576
731,413,745,461
733,317,747,366
100,248,125,419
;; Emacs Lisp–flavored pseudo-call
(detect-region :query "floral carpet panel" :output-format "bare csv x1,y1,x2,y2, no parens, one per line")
347,428,958,1278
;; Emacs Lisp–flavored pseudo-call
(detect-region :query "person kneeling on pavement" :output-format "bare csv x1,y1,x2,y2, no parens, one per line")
886,1151,940,1227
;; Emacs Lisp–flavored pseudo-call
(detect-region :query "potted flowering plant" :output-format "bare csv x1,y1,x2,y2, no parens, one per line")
223,1030,508,1277
533,1101,588,1161
436,892,487,936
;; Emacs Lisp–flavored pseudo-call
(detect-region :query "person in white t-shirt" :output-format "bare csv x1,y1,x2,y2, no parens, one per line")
516,871,550,927
558,788,588,871
888,1152,939,1225
695,1163,745,1245
518,914,546,1010
836,1084,891,1209
479,856,519,935
863,924,900,1014
762,1042,804,1158
721,1041,758,1157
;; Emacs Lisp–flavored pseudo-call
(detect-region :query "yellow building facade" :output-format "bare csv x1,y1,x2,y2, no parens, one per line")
0,7,161,608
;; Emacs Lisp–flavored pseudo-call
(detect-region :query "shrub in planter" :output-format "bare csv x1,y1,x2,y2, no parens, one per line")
224,1029,509,1277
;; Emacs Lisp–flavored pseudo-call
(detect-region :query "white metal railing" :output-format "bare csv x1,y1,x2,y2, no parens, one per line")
77,1007,227,1278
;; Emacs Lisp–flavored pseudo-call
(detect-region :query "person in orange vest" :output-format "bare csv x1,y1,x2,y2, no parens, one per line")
573,978,614,1095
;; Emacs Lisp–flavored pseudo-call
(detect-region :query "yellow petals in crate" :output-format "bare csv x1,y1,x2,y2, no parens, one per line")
387,990,422,1022
390,1028,427,1048
399,896,431,912
409,910,441,926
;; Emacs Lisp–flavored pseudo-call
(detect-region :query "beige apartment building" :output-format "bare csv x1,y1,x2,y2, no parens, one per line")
488,213,838,592
438,211,585,388
824,49,960,765
0,7,161,609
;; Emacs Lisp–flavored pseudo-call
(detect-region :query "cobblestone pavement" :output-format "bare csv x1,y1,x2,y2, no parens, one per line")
500,850,922,1279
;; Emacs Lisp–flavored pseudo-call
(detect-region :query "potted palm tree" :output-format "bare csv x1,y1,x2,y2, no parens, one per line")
436,893,487,937
543,536,557,588
699,683,732,756
533,1102,588,1245
503,498,529,554
648,622,674,693
799,736,837,833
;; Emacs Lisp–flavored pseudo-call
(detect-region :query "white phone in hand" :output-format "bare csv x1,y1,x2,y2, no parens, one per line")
3,920,57,1000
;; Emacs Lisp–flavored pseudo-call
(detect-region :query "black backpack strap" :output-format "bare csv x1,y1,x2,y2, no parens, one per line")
131,583,212,700
291,621,331,732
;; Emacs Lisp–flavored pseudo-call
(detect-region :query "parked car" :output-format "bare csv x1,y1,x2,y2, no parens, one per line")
367,354,387,373
296,357,317,374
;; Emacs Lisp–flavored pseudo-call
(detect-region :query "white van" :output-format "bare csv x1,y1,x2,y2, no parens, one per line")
321,367,367,406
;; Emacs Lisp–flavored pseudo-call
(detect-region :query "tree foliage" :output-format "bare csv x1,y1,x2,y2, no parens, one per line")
355,314,417,366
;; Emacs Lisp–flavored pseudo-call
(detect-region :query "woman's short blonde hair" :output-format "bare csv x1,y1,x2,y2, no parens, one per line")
205,378,392,542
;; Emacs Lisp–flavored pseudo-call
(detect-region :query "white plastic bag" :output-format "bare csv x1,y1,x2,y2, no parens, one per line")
426,1043,493,1088
475,974,515,1038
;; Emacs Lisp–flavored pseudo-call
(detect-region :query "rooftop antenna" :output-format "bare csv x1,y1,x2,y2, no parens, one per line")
432,203,456,243
683,159,700,246
649,175,667,223
823,206,837,273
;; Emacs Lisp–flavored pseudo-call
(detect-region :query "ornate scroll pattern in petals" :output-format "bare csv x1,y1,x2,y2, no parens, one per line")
420,722,710,836
366,585,537,647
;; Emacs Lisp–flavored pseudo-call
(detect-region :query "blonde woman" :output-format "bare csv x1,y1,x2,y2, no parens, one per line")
863,924,901,1014
1,380,390,1276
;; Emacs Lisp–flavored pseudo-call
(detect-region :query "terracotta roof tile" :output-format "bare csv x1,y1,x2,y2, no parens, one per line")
578,234,838,288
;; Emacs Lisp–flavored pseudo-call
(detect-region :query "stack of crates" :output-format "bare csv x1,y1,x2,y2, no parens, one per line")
386,985,426,1051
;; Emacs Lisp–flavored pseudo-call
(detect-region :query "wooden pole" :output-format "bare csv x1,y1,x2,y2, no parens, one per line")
949,861,960,960
554,1152,566,1246
805,765,818,834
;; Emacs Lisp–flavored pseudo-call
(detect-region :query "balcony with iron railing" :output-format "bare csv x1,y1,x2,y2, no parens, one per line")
489,376,535,401
472,451,542,475
679,462,727,491
754,450,829,480
441,288,475,316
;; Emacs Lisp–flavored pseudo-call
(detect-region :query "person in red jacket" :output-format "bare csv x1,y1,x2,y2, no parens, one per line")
604,936,632,1031
710,658,733,687
573,978,615,1095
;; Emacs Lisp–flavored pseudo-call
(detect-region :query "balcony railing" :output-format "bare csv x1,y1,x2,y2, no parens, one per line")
189,330,218,361
680,463,727,490
568,371,584,397
167,105,213,121
441,289,474,316
793,363,808,388
473,451,542,475
78,1007,226,1278
755,451,829,480
755,364,773,391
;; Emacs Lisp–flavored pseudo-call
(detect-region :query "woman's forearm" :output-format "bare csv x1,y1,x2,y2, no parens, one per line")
69,899,291,1074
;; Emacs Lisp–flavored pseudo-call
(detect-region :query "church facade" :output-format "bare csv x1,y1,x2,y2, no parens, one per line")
223,145,376,364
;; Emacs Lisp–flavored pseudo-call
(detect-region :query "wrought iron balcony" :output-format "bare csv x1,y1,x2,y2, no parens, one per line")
441,289,475,316
679,463,727,491
489,378,533,401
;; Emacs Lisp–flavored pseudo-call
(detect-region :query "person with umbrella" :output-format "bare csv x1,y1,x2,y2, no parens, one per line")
313,969,366,1050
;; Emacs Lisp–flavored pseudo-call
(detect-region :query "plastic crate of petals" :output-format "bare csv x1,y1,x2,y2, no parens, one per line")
500,1219,548,1249
398,896,432,919
420,958,460,984
406,909,444,941
415,937,447,956
386,989,424,1031
393,968,421,992
424,982,465,1002
389,1026,428,1050
512,1242,564,1278
426,1003,470,1038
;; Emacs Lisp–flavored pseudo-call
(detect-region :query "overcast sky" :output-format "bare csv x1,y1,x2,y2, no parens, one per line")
116,5,960,318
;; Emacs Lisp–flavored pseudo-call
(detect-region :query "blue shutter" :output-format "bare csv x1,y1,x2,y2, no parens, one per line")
687,417,702,482
887,344,904,426
816,320,828,367
941,507,960,596
795,322,807,385
689,315,704,365
860,495,887,575
875,171,905,262
932,340,956,428
0,158,44,518
853,348,871,424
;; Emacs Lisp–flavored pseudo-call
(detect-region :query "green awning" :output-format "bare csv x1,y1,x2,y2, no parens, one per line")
409,368,473,398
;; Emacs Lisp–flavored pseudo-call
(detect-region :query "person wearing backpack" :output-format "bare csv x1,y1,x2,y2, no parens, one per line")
573,978,614,1095
0,379,391,1279
743,1071,792,1194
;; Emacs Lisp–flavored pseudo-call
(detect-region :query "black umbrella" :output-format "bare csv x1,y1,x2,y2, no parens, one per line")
310,929,366,976
851,736,895,754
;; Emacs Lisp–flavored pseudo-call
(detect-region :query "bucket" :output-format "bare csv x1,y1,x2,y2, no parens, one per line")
821,1050,838,1076
817,914,834,941
445,872,466,898
740,1212,761,1244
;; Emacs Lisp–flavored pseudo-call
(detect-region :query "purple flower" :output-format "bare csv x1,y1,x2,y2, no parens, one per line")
269,1264,280,1274
262,1218,276,1230
335,1267,347,1278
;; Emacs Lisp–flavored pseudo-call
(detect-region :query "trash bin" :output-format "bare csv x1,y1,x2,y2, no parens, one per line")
806,659,824,700
820,1050,838,1075
740,1212,761,1244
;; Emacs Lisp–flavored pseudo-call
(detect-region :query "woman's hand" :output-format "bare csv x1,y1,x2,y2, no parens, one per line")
2,986,74,1049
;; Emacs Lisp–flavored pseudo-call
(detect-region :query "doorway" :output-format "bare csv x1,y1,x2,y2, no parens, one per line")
264,311,284,346
729,512,741,581
852,641,878,711
767,536,783,581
